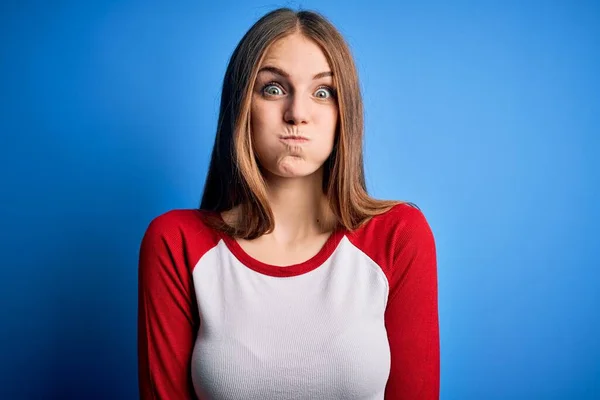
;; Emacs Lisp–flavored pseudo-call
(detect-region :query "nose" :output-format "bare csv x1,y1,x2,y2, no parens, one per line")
283,93,309,125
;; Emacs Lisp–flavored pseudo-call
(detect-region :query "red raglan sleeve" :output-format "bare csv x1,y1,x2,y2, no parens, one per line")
138,213,199,399
384,207,440,399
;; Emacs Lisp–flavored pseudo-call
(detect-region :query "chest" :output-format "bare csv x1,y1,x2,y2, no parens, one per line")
190,238,392,399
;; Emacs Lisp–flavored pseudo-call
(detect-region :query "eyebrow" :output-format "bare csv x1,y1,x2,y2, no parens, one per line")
258,65,333,80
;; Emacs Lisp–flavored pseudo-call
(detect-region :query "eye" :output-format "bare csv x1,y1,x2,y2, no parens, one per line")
315,86,335,99
262,83,284,97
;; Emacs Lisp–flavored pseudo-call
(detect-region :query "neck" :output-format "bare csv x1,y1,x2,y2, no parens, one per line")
263,167,334,243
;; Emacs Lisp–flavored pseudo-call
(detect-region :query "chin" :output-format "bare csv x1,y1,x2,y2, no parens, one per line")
269,162,323,179
276,168,316,178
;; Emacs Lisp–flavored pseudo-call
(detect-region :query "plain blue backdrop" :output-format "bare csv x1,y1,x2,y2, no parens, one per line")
1,1,598,399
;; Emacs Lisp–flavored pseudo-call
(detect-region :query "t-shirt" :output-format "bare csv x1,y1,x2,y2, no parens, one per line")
138,202,439,399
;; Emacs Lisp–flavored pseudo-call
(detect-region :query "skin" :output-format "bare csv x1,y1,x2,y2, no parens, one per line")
251,33,338,179
226,32,339,265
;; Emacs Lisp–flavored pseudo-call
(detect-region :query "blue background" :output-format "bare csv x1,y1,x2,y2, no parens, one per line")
1,1,598,399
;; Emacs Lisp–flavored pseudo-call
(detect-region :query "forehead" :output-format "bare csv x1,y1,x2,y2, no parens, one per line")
259,33,331,79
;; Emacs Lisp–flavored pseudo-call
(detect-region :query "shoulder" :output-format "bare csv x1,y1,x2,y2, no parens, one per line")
351,202,433,241
345,202,435,272
140,208,222,256
379,202,434,242
144,209,204,236
374,202,429,227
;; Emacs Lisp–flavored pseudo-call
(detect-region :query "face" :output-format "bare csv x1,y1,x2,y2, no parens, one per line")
250,32,338,179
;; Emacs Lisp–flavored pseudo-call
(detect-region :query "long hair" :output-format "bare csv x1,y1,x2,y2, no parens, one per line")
200,7,409,239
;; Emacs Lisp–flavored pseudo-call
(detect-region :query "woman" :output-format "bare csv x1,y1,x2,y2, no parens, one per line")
138,7,439,400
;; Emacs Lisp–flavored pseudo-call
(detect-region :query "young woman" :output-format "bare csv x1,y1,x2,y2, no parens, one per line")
138,7,440,400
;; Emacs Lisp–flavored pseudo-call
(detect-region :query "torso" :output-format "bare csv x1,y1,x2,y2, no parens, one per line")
141,202,434,400
190,207,399,400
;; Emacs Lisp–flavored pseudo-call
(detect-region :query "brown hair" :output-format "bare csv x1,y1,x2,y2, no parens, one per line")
200,7,410,239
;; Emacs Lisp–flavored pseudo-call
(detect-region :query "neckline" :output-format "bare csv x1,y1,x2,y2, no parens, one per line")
213,211,346,277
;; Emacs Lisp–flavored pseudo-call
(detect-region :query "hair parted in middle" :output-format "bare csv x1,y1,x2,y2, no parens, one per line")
200,7,410,239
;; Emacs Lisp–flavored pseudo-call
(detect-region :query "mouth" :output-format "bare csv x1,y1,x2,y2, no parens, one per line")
279,135,310,143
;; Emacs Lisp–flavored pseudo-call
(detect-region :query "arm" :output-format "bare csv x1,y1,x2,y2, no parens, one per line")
138,215,199,399
384,208,440,399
